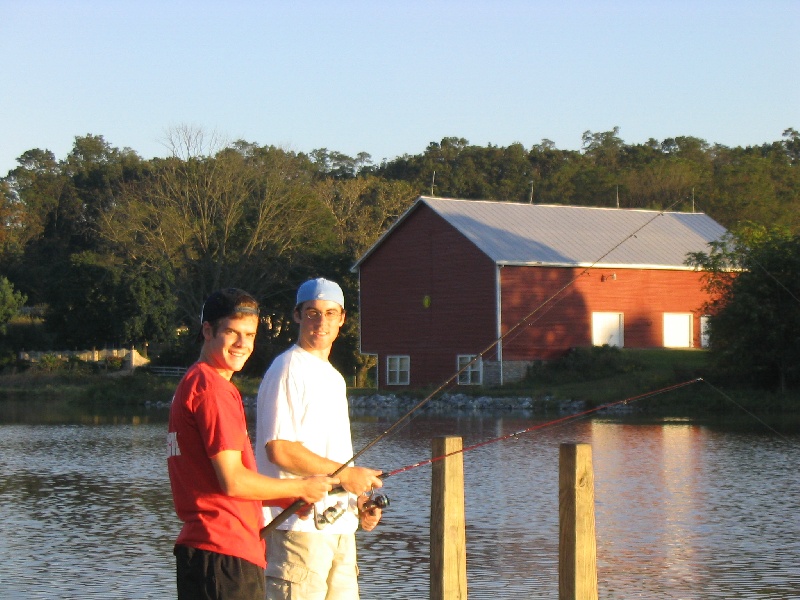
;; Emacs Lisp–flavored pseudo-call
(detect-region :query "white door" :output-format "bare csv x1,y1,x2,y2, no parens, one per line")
592,312,624,347
663,313,693,348
700,315,710,348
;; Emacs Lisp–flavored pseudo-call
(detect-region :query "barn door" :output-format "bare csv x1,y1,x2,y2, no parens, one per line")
592,312,624,347
663,313,693,348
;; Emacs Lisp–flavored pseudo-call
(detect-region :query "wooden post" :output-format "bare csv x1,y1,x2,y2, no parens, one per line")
430,436,467,600
559,443,598,600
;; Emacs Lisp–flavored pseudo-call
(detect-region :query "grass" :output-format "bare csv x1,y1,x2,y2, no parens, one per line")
493,347,800,415
0,369,179,405
1,348,799,417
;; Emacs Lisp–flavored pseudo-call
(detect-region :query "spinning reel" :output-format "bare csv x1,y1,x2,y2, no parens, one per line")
313,489,390,529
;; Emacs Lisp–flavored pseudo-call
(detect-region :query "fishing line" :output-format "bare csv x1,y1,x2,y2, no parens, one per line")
691,199,800,306
377,378,703,480
700,379,796,443
261,198,692,536
309,378,704,503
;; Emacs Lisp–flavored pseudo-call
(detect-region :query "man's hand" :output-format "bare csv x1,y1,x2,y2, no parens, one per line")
297,475,338,504
338,466,383,496
357,494,383,532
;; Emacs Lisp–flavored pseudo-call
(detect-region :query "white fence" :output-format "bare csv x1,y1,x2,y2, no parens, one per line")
18,348,151,369
148,365,187,377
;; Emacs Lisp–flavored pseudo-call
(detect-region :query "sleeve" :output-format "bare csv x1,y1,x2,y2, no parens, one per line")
257,358,305,445
194,383,247,457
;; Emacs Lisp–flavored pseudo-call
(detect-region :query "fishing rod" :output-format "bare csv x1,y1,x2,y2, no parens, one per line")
378,377,703,481
286,377,705,528
260,199,689,537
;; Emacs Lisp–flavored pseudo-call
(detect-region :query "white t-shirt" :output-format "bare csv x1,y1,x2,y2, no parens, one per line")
256,344,358,533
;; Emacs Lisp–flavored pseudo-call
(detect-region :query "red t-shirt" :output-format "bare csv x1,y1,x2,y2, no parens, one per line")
167,361,266,568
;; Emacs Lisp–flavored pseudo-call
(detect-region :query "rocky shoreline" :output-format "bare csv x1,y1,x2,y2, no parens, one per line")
158,392,640,415
235,392,596,415
347,392,591,415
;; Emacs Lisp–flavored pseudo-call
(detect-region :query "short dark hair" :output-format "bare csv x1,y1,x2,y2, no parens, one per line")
197,288,259,341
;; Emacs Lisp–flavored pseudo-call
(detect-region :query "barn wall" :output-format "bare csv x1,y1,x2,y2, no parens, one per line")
358,204,498,388
499,265,712,361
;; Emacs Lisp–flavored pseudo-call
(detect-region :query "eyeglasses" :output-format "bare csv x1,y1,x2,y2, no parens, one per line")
302,308,343,321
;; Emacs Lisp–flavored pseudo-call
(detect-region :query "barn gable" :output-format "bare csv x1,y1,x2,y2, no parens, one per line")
354,197,727,389
356,196,727,270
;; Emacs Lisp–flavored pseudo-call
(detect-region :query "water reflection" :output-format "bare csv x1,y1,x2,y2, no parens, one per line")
0,400,798,599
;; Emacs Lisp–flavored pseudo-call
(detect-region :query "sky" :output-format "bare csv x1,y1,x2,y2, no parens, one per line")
1,1,798,176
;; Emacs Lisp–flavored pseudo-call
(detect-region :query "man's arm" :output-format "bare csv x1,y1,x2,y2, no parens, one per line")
211,449,337,503
266,440,382,496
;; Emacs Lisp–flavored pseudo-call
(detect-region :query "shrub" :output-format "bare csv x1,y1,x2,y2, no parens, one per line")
525,345,644,384
35,354,67,372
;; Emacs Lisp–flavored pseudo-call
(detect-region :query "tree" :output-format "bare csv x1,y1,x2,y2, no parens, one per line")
687,225,800,392
0,276,26,335
315,176,416,258
98,128,325,328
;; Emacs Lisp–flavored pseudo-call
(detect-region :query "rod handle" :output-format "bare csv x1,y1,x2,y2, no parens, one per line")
259,499,306,539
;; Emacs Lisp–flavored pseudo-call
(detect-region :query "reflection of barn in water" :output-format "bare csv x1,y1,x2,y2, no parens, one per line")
352,196,727,388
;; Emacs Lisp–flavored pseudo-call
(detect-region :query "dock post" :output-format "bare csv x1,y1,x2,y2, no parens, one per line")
559,443,598,600
430,436,467,600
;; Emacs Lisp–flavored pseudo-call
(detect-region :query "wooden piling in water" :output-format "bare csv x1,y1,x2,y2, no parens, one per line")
558,443,598,600
430,436,468,600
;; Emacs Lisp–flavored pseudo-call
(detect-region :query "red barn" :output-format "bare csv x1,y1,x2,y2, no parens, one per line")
352,196,726,388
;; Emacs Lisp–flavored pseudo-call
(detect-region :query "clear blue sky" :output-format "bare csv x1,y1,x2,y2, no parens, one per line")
1,0,798,175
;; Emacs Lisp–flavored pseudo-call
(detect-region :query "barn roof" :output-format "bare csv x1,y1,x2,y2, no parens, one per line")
354,196,727,271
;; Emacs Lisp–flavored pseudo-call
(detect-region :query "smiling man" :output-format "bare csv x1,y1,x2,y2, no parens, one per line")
167,288,336,600
256,278,384,600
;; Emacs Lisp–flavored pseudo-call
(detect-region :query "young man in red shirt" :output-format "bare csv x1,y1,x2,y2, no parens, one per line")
168,288,337,600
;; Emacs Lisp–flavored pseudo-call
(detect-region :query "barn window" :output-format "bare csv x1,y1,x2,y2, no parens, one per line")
592,312,624,347
664,313,693,348
386,355,410,385
457,355,482,385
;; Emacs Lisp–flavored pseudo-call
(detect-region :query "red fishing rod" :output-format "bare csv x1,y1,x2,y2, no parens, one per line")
278,377,705,522
377,377,703,482
261,200,689,537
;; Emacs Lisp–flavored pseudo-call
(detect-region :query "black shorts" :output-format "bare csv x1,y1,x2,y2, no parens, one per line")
174,544,265,600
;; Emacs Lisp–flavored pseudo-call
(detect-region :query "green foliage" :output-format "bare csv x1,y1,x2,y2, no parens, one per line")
525,345,644,384
34,354,66,372
2,126,799,379
688,225,800,391
1,314,55,352
0,276,26,335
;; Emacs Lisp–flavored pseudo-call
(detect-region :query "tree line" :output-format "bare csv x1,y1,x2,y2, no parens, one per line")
1,126,799,385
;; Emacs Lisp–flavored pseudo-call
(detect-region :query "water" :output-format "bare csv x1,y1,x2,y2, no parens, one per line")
1,399,799,599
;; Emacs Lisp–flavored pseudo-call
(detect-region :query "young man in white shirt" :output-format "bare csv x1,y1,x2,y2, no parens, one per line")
256,278,383,600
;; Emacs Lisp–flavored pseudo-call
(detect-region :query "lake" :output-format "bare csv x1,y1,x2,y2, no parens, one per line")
1,398,798,599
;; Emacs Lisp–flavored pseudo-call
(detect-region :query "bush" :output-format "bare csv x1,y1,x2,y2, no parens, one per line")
525,345,644,384
35,354,67,372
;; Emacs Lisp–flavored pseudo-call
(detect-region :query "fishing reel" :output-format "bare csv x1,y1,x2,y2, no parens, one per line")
361,492,390,512
313,490,391,529
314,500,347,529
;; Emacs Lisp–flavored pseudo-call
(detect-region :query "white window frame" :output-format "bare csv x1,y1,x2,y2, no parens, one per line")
386,355,410,386
457,354,483,385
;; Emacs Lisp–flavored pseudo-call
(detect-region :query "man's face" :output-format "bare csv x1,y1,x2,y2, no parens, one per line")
202,314,259,376
294,299,345,353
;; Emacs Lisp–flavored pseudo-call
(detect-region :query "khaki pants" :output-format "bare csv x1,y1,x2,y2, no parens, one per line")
265,530,359,600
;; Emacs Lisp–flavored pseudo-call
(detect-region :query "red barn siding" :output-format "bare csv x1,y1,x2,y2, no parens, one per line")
500,266,712,360
359,204,498,387
357,204,718,388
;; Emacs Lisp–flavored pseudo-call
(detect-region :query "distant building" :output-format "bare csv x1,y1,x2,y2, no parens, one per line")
352,196,726,388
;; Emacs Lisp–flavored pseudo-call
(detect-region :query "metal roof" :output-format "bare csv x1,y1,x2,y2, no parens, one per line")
354,196,727,271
